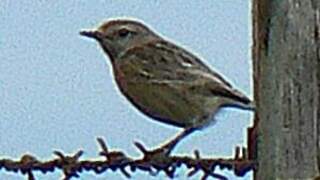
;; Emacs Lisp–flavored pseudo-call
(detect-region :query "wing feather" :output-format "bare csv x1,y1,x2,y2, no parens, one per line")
118,40,251,105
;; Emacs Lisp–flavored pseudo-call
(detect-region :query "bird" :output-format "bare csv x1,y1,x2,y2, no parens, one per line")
80,18,254,153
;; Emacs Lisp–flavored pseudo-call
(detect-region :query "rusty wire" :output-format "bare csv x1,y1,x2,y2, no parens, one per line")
0,138,256,180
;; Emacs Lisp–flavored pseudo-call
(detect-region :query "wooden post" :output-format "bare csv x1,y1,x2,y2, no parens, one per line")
252,0,320,179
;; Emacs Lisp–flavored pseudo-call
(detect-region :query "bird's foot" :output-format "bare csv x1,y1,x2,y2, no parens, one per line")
160,127,196,154
134,141,175,176
132,127,195,177
135,127,195,156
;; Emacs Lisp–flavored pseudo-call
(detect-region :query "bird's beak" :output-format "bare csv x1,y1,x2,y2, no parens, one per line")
79,29,103,40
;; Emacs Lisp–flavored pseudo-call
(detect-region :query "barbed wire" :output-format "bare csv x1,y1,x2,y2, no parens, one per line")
0,137,256,180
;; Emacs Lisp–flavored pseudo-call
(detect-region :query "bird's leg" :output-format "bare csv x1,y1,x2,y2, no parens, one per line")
158,127,195,155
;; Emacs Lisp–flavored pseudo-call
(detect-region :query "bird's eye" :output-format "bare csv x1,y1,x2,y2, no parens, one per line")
118,28,130,38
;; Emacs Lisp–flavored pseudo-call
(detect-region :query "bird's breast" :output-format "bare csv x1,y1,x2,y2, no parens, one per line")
112,63,130,95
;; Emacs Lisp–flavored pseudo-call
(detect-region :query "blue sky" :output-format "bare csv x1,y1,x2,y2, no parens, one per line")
0,1,253,179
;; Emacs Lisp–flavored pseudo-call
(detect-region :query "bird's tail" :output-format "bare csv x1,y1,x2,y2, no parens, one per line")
229,100,255,111
223,88,256,111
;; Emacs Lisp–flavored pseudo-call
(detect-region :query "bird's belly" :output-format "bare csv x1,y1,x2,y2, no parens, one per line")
115,78,216,128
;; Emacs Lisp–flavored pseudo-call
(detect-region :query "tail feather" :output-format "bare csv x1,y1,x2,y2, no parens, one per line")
228,100,255,111
223,88,255,111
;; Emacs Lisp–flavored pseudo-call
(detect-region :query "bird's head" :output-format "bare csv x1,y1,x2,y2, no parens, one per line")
80,19,159,60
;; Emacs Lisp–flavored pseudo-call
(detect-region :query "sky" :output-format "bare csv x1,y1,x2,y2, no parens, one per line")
0,1,253,179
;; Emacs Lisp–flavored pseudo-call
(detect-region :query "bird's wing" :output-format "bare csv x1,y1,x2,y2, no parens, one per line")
144,40,234,87
117,40,251,105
